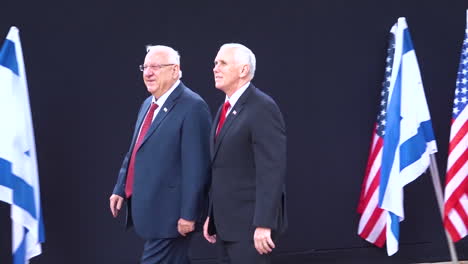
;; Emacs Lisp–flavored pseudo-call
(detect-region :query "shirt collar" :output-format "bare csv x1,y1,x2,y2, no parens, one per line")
225,82,250,107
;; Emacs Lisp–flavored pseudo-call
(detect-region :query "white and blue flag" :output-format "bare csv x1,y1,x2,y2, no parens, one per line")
378,18,437,256
0,26,45,263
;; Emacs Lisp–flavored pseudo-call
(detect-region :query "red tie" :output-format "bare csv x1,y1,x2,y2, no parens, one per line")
216,101,231,138
125,102,159,198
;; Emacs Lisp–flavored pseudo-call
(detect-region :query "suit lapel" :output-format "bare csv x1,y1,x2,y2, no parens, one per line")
139,83,185,148
130,99,151,150
210,105,222,158
212,84,253,160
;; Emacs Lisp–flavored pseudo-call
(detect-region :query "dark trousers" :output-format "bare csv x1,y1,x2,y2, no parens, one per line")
216,239,271,264
140,235,192,264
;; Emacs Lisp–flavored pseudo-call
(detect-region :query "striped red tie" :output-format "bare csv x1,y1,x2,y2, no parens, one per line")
125,102,158,198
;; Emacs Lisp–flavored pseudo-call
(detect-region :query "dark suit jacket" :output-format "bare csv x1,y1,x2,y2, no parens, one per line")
208,83,287,241
113,82,212,240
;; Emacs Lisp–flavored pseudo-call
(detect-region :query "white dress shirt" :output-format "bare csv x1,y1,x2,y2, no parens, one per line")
223,82,250,117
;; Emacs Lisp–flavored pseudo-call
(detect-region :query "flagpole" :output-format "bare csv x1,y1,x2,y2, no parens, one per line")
428,154,459,263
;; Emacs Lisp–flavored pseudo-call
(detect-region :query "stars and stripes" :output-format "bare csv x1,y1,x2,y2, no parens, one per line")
357,32,395,249
444,10,468,243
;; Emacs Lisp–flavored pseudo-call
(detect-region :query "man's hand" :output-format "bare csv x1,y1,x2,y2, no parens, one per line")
109,194,124,218
203,217,216,243
177,218,195,237
254,227,275,254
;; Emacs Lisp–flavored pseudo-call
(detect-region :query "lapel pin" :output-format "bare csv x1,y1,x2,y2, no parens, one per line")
233,110,237,115
163,107,168,112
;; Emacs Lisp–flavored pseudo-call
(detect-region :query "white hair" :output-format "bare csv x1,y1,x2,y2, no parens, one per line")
145,45,182,78
220,43,256,78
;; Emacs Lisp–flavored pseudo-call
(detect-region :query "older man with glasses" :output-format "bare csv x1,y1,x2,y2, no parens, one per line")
110,45,212,264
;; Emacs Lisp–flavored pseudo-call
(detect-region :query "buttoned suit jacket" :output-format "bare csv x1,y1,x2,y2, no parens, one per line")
207,83,287,241
113,82,212,240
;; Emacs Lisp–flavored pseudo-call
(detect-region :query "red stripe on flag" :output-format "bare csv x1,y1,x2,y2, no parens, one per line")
454,202,468,228
445,170,468,214
359,206,384,239
448,120,468,154
358,169,381,214
374,226,386,248
445,147,468,184
358,131,382,213
366,136,383,179
445,214,462,242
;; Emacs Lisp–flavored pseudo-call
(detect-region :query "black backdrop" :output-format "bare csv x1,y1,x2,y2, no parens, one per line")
1,0,468,263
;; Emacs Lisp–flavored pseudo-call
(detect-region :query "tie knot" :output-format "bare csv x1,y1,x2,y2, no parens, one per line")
223,101,231,110
149,102,159,112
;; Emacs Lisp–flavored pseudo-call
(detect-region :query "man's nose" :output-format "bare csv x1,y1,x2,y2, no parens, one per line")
144,69,154,77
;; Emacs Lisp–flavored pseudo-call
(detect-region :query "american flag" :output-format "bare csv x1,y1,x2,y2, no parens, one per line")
444,13,468,242
356,32,396,248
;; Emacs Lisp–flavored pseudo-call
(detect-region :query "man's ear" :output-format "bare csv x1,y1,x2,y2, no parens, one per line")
239,64,250,78
172,65,180,79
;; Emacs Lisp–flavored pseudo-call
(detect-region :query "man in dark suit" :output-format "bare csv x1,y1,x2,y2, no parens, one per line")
110,45,212,264
203,43,287,264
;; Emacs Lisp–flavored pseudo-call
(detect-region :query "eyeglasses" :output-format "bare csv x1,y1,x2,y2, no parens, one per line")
139,64,174,72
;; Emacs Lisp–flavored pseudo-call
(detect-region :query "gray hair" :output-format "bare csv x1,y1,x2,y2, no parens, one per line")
146,45,181,65
220,43,256,78
145,45,182,78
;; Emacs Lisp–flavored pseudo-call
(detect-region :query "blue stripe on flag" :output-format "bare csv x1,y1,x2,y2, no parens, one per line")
0,158,37,218
399,120,435,170
379,67,403,206
0,39,19,75
389,212,400,240
402,29,414,54
13,228,27,264
39,209,45,242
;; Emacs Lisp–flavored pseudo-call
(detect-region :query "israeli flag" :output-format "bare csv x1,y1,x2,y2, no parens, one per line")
378,18,437,256
0,26,45,263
